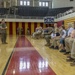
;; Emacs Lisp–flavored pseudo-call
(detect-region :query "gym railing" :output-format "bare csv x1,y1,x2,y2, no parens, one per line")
0,14,44,19
55,7,75,19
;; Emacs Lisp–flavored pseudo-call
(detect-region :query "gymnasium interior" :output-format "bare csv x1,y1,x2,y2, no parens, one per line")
0,0,75,75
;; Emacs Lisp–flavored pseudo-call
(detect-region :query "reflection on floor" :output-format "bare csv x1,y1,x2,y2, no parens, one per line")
5,36,56,75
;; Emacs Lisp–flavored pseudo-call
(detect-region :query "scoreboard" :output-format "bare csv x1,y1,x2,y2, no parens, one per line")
44,17,54,24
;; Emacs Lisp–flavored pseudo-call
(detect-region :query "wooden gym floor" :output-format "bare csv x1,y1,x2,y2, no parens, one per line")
0,35,75,75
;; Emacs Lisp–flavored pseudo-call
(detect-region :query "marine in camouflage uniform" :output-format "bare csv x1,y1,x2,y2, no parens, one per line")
45,27,53,46
0,19,7,44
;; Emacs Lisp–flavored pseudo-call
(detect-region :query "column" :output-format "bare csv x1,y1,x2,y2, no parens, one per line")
33,0,34,7
31,22,34,34
4,1,6,8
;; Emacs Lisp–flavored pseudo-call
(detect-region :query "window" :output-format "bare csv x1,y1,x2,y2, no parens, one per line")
27,1,30,6
24,1,26,5
20,0,30,6
39,2,49,7
42,2,45,6
20,1,23,5
46,2,48,7
39,2,42,6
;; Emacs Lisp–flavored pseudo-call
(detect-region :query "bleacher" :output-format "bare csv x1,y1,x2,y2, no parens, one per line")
0,8,8,15
0,6,73,19
15,6,49,17
46,7,73,16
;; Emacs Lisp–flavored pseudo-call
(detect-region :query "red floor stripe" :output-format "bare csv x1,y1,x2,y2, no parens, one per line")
6,36,56,75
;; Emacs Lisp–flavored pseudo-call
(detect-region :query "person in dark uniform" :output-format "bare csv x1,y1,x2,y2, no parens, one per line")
0,19,7,44
21,27,24,35
27,27,30,35
17,26,20,35
0,24,1,35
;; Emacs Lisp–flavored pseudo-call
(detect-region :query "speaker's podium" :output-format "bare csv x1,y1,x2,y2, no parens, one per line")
44,17,54,24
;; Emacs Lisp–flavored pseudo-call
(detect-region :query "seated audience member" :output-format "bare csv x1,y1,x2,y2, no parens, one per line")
64,24,74,55
45,23,57,46
70,38,75,66
43,24,50,34
35,25,42,32
32,26,42,39
50,25,61,49
73,22,75,29
66,23,75,63
59,26,66,52
42,25,53,38
51,31,56,39
45,31,56,46
65,30,75,64
43,25,53,35
50,28,60,49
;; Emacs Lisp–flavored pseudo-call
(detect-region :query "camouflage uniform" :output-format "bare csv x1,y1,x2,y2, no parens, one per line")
71,39,75,59
45,27,53,45
0,23,7,43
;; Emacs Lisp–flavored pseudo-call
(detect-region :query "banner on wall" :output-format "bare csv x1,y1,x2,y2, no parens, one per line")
57,21,64,27
44,17,54,24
